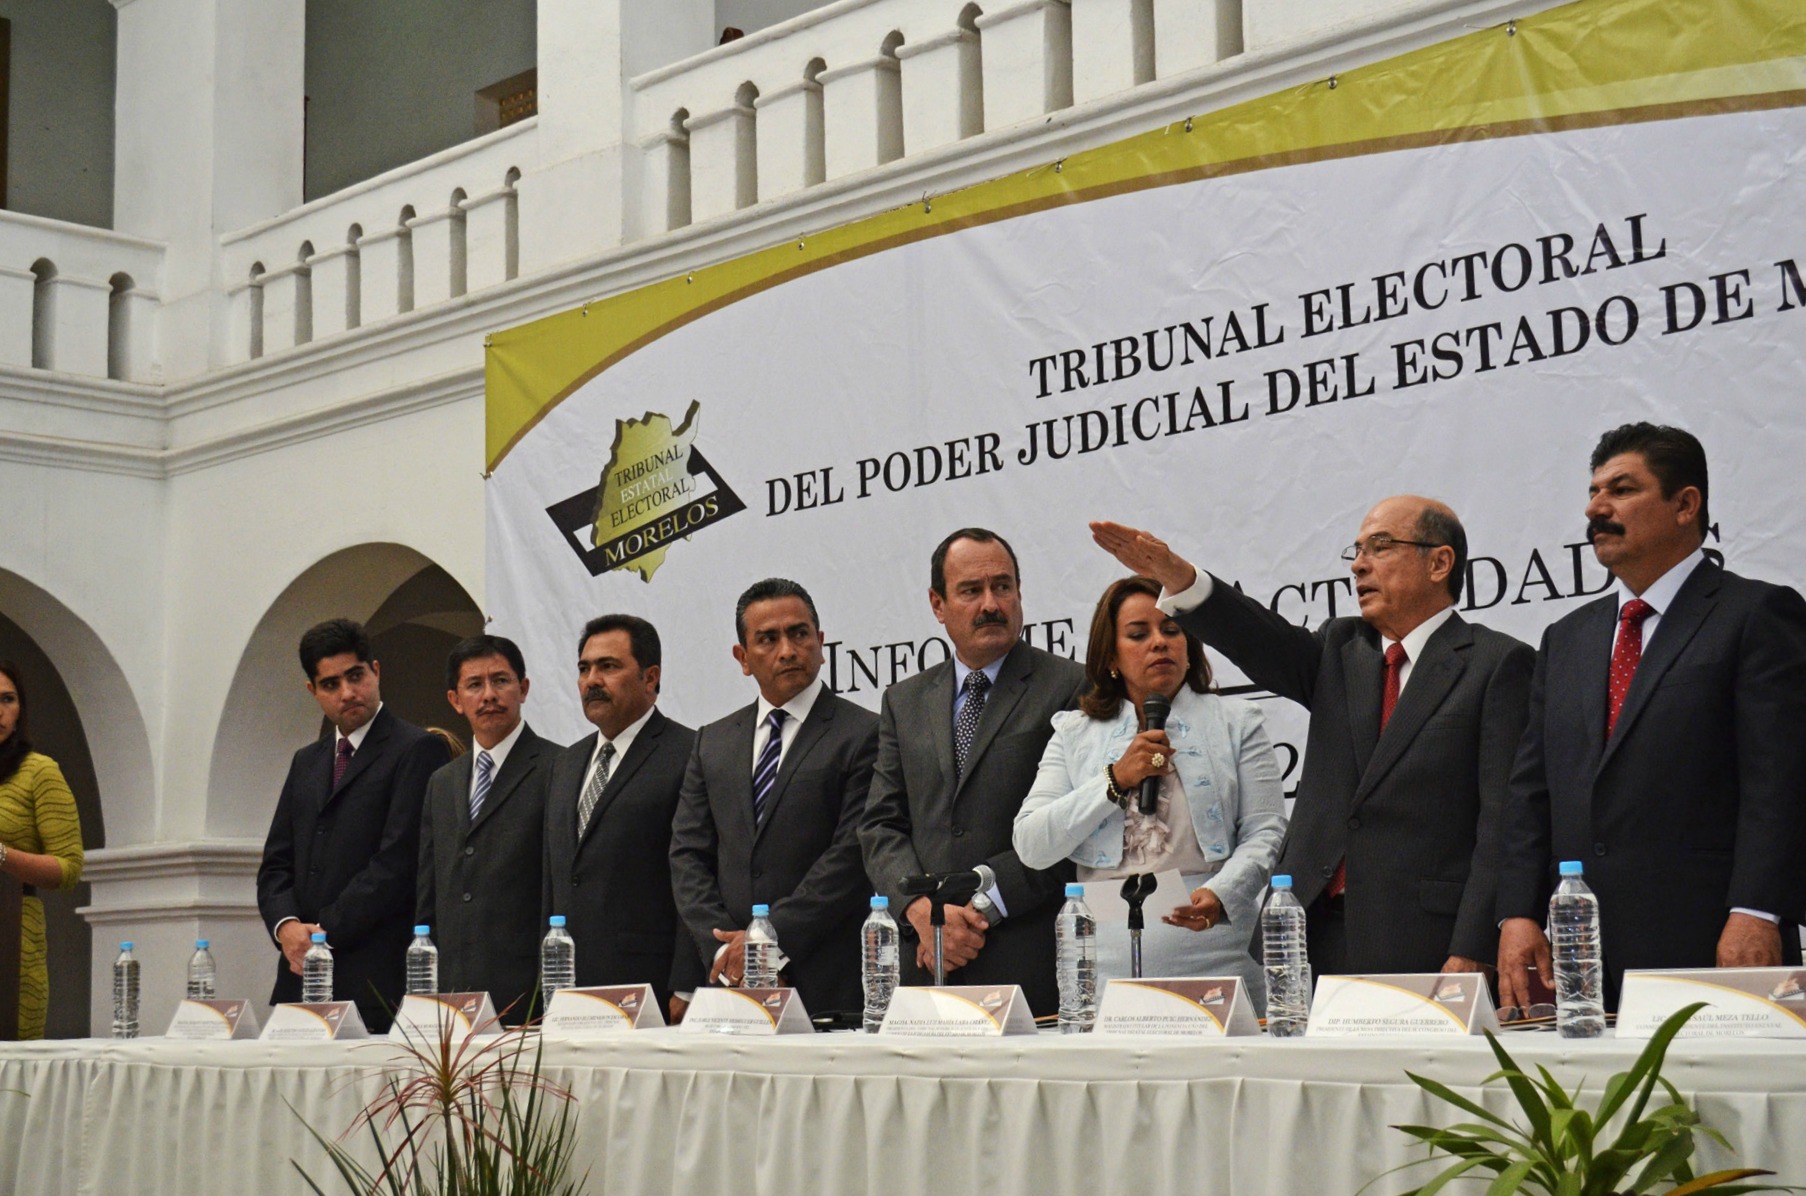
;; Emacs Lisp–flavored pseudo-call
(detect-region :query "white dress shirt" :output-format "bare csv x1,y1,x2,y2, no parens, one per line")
579,704,655,798
749,675,824,772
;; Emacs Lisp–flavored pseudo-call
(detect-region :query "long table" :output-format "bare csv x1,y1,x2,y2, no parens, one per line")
4,1029,1803,1195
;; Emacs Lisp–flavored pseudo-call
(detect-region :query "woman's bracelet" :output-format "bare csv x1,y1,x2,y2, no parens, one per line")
1103,764,1128,806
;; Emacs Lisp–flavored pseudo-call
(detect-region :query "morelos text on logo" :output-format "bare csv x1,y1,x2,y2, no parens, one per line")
544,399,746,580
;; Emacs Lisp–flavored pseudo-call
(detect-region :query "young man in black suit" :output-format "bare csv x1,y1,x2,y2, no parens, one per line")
417,635,554,1022
542,615,697,1019
1497,423,1806,1009
669,579,879,1015
256,619,451,1031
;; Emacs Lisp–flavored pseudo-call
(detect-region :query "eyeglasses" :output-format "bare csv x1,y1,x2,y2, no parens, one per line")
1340,535,1441,562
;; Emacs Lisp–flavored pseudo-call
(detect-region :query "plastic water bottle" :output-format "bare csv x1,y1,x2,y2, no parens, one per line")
1550,860,1605,1039
302,932,334,1003
861,895,900,1033
406,926,439,995
186,939,217,1001
540,915,576,1001
111,942,140,1039
1262,875,1311,1037
745,904,781,988
1055,883,1098,1033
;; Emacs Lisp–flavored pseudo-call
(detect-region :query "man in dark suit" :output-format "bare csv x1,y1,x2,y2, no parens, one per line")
669,578,879,1014
543,614,697,1018
1095,500,1534,977
257,619,451,1031
416,635,553,1022
860,528,1085,1014
1497,423,1806,1010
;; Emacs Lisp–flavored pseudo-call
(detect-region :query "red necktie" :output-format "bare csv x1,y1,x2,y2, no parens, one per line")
1327,643,1409,899
1607,598,1655,739
333,737,354,788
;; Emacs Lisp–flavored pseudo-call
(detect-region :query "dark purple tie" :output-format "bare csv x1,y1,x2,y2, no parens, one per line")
333,737,354,788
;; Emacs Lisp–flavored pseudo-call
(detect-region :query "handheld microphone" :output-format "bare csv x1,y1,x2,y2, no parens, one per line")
1139,693,1170,815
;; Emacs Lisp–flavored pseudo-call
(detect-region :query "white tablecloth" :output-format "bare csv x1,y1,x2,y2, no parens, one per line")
4,1029,1804,1195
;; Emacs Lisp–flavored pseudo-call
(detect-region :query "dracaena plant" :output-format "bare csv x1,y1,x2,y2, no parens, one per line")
1370,1002,1798,1196
291,1008,589,1196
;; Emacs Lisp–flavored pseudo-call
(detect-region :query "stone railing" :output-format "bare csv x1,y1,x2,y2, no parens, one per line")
629,0,1243,235
0,211,166,382
218,118,537,363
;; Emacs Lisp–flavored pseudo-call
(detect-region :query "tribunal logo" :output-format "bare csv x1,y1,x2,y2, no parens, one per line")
545,399,746,581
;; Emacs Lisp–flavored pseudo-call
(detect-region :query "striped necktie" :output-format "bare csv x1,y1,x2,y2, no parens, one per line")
470,750,494,821
752,709,787,825
577,742,615,838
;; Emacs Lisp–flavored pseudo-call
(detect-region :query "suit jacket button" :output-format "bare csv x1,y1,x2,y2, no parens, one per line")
1347,817,1361,830
753,868,763,879
1593,842,1607,857
952,826,965,838
464,846,475,856
1320,865,1333,878
462,893,473,903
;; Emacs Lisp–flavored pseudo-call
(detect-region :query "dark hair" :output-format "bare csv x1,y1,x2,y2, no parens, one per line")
0,661,31,785
734,578,819,644
1078,576,1212,720
445,635,527,690
297,618,373,681
1590,422,1710,536
578,614,662,671
1414,504,1469,603
929,528,1022,598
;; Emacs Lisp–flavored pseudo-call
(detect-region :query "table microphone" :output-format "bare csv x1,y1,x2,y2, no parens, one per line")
1139,693,1170,815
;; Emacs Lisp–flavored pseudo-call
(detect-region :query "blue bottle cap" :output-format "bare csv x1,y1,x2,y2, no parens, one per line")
311,931,327,943
1271,875,1293,889
752,903,771,917
414,925,430,936
120,941,134,951
195,939,209,950
870,895,889,910
548,915,566,927
1065,883,1084,898
1558,860,1585,876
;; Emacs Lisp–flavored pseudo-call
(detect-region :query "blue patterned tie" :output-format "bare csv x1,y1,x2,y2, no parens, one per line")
751,709,787,825
954,670,991,775
470,750,494,822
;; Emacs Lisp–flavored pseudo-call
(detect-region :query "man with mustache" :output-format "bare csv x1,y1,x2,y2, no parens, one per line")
860,528,1085,1014
416,635,554,1022
257,619,451,1031
1496,423,1806,1011
1094,499,1534,979
543,615,699,1019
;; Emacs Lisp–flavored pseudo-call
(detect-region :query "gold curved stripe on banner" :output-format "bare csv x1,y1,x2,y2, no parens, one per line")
485,0,1806,471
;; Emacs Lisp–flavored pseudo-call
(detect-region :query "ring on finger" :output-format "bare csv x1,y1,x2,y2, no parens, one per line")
1150,751,1167,769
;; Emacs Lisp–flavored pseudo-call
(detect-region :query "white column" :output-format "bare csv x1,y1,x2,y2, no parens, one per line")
685,103,757,222
407,206,467,308
753,80,823,200
356,227,410,323
257,262,308,354
1153,0,1242,78
1070,0,1152,104
305,245,358,339
40,273,113,376
898,31,982,155
977,0,1074,131
0,266,34,368
820,56,903,181
635,131,691,236
461,184,518,291
112,286,162,382
225,279,260,363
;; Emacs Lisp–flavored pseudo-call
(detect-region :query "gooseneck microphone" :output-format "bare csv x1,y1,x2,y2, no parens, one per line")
1139,692,1170,815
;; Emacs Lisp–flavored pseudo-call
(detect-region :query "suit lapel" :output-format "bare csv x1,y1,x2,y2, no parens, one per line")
578,711,664,851
1600,563,1719,771
954,645,1032,799
469,726,541,834
755,695,835,843
324,707,392,809
724,704,760,846
1341,632,1384,783
1564,596,1616,783
922,664,957,799
1353,616,1470,806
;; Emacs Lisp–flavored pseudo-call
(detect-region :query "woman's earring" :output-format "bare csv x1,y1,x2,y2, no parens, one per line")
1110,669,1119,679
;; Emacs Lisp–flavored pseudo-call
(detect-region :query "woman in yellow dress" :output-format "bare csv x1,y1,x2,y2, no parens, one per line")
0,662,85,1039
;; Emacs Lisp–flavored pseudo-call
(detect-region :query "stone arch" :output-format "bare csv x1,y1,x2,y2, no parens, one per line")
204,543,483,840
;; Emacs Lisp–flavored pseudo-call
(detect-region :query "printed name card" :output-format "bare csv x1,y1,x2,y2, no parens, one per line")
388,993,501,1043
1617,968,1806,1039
877,985,1036,1037
1306,973,1498,1037
259,1001,370,1042
541,985,665,1036
680,986,813,1035
165,998,261,1040
1095,977,1260,1037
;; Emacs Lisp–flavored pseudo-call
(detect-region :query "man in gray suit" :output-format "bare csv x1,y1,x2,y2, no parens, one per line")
1095,498,1533,977
543,615,698,1018
417,635,553,1022
670,578,880,1014
860,529,1085,1014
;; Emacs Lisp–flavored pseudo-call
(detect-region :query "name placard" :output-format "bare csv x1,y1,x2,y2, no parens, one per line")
877,985,1036,1037
259,1001,370,1042
165,998,261,1041
388,993,501,1044
679,986,813,1035
1306,973,1498,1037
542,984,665,1037
1095,977,1259,1037
1618,968,1806,1039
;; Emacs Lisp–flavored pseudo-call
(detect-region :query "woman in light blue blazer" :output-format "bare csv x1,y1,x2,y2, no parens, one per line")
1013,576,1287,998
